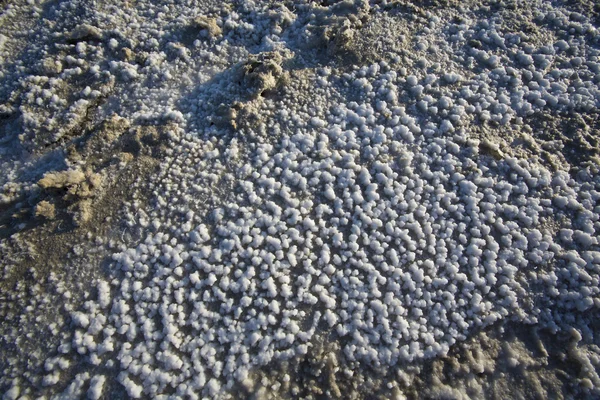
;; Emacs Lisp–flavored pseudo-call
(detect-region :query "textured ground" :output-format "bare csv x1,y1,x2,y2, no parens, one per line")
1,0,600,399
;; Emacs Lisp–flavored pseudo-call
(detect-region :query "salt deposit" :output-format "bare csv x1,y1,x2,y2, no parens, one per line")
1,0,600,398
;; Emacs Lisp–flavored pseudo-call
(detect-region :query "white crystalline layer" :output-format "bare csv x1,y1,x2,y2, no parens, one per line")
97,281,111,309
2,0,600,398
120,374,143,399
87,375,106,400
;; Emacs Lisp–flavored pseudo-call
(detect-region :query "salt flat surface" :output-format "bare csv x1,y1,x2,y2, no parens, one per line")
1,0,600,398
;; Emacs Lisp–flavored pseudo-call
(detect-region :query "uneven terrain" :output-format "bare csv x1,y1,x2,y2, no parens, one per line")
1,0,600,399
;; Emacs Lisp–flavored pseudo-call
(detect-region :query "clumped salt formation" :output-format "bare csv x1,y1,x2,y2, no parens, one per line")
2,0,600,398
